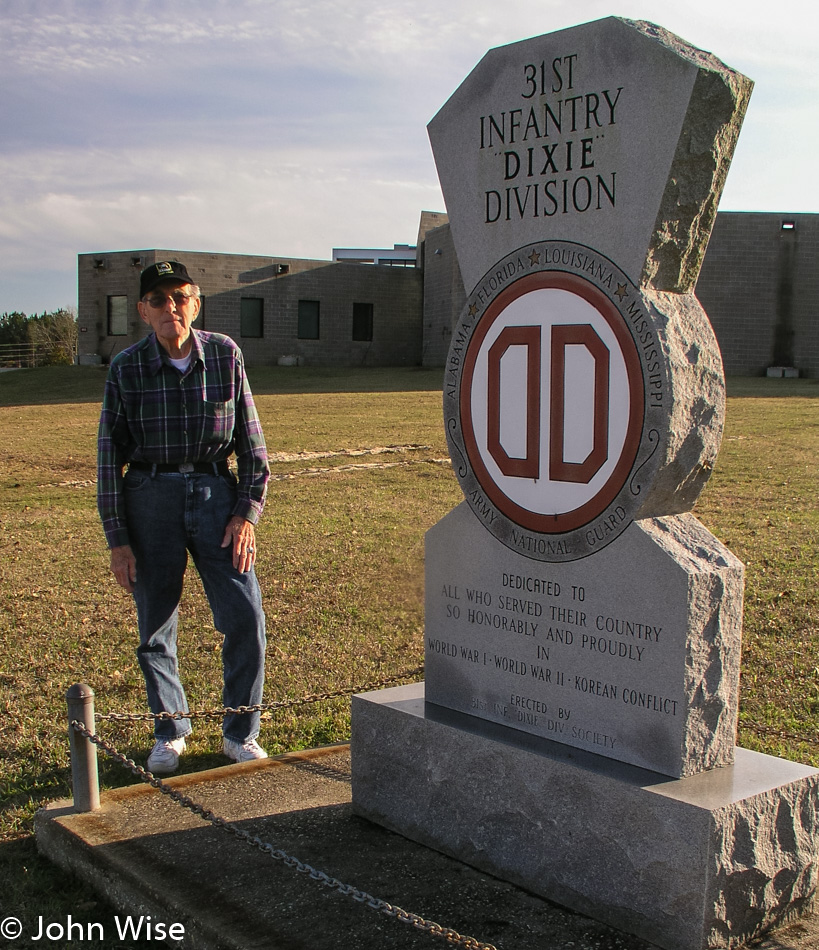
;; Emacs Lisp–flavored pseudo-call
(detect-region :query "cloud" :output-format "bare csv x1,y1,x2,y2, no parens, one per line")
0,142,441,259
0,0,817,314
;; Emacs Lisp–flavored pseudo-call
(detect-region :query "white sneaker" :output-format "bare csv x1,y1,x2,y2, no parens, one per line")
223,736,268,763
146,737,186,774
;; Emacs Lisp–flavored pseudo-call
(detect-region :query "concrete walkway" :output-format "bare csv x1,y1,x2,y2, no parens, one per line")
36,745,819,950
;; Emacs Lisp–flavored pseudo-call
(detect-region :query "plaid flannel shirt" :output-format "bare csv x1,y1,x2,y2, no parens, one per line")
97,330,269,549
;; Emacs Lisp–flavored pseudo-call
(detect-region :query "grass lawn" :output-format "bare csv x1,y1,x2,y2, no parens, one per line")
0,366,816,944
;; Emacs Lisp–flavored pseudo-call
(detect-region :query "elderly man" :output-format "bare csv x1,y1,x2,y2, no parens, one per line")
97,260,270,774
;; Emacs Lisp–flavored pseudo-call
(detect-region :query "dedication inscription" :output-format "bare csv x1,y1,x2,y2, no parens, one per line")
425,503,741,777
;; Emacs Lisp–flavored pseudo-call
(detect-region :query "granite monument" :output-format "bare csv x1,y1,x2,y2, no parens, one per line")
352,18,819,950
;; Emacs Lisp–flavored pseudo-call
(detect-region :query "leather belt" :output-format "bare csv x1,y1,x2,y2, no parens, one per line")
128,461,230,476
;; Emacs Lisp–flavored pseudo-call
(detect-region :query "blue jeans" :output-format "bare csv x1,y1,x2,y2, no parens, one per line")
124,469,266,742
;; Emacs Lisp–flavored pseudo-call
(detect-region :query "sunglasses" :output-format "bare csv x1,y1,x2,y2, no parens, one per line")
144,291,195,309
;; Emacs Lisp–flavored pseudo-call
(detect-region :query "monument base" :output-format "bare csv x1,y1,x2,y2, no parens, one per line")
351,683,819,950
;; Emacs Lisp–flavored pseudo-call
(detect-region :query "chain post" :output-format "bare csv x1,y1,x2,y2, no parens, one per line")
66,683,100,812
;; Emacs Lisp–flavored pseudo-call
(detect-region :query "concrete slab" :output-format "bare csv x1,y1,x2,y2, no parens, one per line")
36,744,819,950
352,685,819,950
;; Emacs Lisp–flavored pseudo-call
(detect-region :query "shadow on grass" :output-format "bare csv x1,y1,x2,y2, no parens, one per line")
248,365,446,396
0,835,158,949
726,376,819,398
3,366,816,408
0,365,447,407
0,744,239,824
0,746,86,818
0,365,109,406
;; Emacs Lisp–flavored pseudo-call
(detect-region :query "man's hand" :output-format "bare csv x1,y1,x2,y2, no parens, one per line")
222,516,257,573
110,545,137,593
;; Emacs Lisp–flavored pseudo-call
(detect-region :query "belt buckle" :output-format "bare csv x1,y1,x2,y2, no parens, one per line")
178,462,195,474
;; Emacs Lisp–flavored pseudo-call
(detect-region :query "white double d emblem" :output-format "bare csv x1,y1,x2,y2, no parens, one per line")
459,277,644,536
486,322,610,485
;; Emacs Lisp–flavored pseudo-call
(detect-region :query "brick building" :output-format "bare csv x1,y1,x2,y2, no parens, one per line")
695,212,819,378
419,211,819,379
78,249,422,368
78,211,818,378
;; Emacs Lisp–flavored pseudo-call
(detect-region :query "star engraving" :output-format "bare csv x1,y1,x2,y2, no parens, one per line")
614,283,629,301
529,249,541,267
468,303,479,317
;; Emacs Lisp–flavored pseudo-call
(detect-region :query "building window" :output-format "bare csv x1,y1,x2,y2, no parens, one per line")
352,302,374,341
240,297,263,338
107,296,128,336
298,300,320,339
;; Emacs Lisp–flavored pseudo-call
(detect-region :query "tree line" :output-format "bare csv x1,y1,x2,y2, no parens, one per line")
0,309,78,366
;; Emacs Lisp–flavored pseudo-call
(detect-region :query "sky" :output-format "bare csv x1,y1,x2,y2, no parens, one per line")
1,0,816,315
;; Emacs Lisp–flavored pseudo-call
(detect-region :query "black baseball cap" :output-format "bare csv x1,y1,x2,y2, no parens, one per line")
140,261,194,298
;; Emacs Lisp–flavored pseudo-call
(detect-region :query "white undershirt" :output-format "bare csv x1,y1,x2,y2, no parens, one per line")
168,352,192,373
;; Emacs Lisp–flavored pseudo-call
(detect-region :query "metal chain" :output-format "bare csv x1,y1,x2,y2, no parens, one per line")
93,668,819,752
70,719,497,950
95,666,424,723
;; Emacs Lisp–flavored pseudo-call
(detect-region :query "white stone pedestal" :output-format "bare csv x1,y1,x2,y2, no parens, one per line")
351,683,819,950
